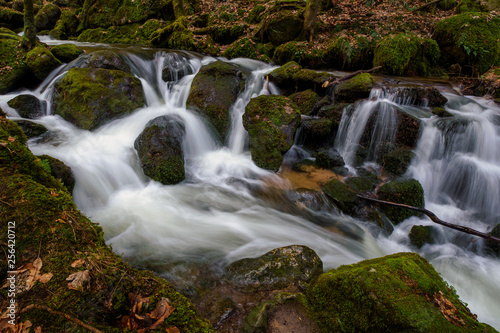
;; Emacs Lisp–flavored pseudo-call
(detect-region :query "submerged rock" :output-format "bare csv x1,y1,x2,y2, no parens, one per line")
14,120,48,138
8,94,47,119
307,252,496,332
385,86,448,107
186,61,244,140
52,67,145,130
224,245,323,293
409,225,436,248
134,115,186,185
377,178,425,224
243,95,301,171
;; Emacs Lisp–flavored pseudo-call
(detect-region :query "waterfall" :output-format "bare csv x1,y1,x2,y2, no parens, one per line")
2,43,500,330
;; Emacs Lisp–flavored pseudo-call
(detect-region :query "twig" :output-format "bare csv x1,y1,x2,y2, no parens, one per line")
322,66,382,88
357,195,500,244
21,304,104,333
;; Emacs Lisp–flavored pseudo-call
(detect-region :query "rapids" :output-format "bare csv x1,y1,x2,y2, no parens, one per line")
1,39,499,329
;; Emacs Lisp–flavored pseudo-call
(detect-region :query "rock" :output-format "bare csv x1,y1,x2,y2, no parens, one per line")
161,53,193,82
8,94,47,119
256,11,304,46
76,50,131,73
52,67,145,130
209,24,247,45
345,176,377,193
78,20,166,45
223,38,259,60
374,33,440,76
268,61,302,92
315,148,345,169
0,7,24,30
14,121,48,138
268,62,333,95
0,34,31,94
434,13,500,75
377,178,425,224
35,3,61,31
289,89,320,115
273,41,322,67
224,245,323,293
409,225,435,248
148,17,196,51
333,73,374,103
50,44,83,63
385,86,448,107
243,95,301,171
242,293,320,333
299,118,333,146
455,0,489,13
317,103,350,131
307,252,495,332
134,115,186,185
293,69,333,94
381,146,415,176
25,46,62,81
186,61,244,140
485,224,500,257
323,179,358,214
49,9,79,40
38,154,75,193
325,35,375,70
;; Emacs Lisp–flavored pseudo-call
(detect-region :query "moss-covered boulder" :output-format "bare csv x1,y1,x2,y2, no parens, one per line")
485,224,500,257
35,3,61,31
50,43,83,63
209,24,247,45
38,154,76,193
49,9,79,40
7,94,47,119
323,178,358,214
377,178,425,224
289,89,320,115
307,252,495,332
14,120,48,138
134,115,186,185
434,13,500,75
268,62,334,95
432,107,454,117
0,7,24,30
256,11,304,46
187,61,244,140
315,148,345,169
0,35,31,94
268,61,302,91
223,37,258,60
78,20,167,45
387,86,448,107
0,116,213,332
76,50,131,73
382,146,415,176
25,46,62,81
242,293,320,333
149,17,196,51
273,41,323,67
243,95,301,171
317,103,349,129
326,35,375,70
345,175,377,193
52,67,145,130
374,33,441,76
456,0,489,13
333,73,374,103
300,118,333,146
409,225,436,248
224,245,323,293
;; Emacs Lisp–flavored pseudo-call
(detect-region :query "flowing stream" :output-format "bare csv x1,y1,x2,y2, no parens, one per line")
1,40,499,329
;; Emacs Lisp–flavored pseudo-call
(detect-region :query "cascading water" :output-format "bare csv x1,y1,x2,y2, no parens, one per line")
2,40,500,330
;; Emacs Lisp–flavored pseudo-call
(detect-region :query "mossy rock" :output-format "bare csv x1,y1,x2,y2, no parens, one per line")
52,67,145,130
323,178,358,214
243,95,301,171
246,4,266,24
7,94,47,119
0,37,31,94
317,103,349,128
209,24,247,45
242,293,320,333
256,11,304,46
25,46,62,81
315,148,345,169
345,176,377,193
38,154,76,193
377,178,425,224
374,33,441,76
456,0,489,13
395,111,422,149
149,17,196,50
485,224,500,257
434,13,500,75
333,73,374,103
50,44,83,63
224,245,323,293
307,252,496,332
35,3,61,31
273,41,314,67
293,69,333,94
0,7,24,30
186,61,244,140
14,120,48,139
0,116,213,332
76,50,131,73
289,89,320,115
268,61,303,91
432,107,454,117
49,9,79,40
326,35,375,70
299,118,333,146
134,115,186,185
223,38,258,60
409,225,436,248
78,20,166,45
382,146,415,176
386,86,448,107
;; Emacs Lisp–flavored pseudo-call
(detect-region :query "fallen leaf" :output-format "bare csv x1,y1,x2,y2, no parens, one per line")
149,298,175,330
50,190,59,197
71,259,85,268
432,291,465,326
0,142,7,147
34,327,42,333
66,270,90,291
166,326,181,333
38,273,53,284
19,320,32,333
7,136,15,142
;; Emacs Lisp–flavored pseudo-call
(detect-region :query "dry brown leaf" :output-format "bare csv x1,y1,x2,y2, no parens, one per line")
34,326,42,333
38,273,53,284
71,259,85,268
432,291,465,326
66,270,90,291
7,136,16,142
19,320,32,333
149,298,175,330
0,142,8,147
50,190,59,197
166,326,180,333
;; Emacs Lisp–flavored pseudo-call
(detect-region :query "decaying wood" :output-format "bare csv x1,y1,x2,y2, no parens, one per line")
357,195,500,244
322,66,382,88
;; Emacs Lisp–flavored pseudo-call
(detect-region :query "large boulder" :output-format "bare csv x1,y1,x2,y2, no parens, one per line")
224,245,323,293
268,61,333,95
35,3,61,31
333,73,374,103
8,95,47,119
289,89,320,115
307,252,496,332
256,11,304,46
434,13,500,75
25,46,62,81
75,50,131,73
0,7,24,30
384,86,448,107
52,67,145,130
323,178,359,214
377,178,425,224
49,9,79,40
0,32,30,94
186,61,244,139
134,115,186,185
243,95,301,171
50,44,83,63
325,35,375,70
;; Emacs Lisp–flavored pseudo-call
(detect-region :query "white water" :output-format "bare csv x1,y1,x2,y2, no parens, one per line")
2,42,500,329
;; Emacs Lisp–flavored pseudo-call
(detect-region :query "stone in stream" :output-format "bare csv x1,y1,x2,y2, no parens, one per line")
8,94,47,119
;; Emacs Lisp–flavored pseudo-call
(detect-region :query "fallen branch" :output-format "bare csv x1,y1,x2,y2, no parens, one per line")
322,66,382,88
21,304,104,333
357,195,500,244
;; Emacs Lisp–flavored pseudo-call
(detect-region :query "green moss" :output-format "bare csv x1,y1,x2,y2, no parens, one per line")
289,89,320,115
223,38,259,60
79,20,166,45
0,7,24,30
374,33,440,76
246,4,266,23
50,9,78,39
0,38,30,94
50,44,83,63
25,46,62,81
456,0,489,13
307,252,494,332
377,178,425,224
273,41,311,66
434,13,500,75
149,17,197,50
209,24,247,45
382,146,415,176
323,179,358,214
333,73,374,103
326,35,375,70
345,176,377,193
409,225,435,248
